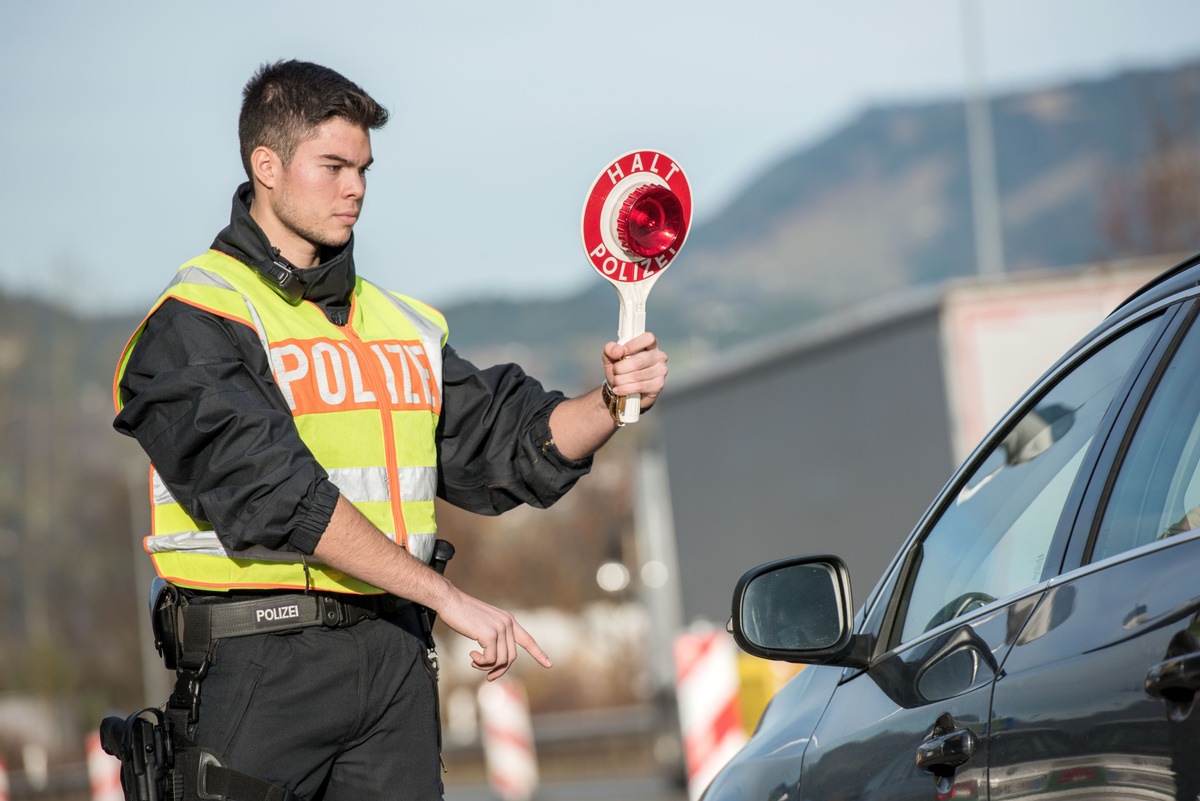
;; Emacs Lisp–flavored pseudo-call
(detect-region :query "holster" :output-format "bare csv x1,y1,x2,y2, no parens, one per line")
100,709,294,801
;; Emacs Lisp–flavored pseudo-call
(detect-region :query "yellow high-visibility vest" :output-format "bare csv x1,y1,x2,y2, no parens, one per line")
113,250,448,593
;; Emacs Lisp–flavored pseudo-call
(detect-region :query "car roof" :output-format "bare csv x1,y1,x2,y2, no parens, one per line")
1006,252,1200,416
1110,251,1200,321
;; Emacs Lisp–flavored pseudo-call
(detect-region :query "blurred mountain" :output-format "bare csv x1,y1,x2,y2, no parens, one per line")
444,57,1200,392
11,58,1200,398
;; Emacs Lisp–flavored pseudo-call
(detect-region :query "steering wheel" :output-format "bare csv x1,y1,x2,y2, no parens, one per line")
925,591,996,632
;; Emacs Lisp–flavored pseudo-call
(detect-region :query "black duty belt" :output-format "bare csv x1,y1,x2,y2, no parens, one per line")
163,589,414,728
184,592,409,640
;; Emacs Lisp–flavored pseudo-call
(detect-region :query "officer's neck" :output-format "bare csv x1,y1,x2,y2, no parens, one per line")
248,196,322,269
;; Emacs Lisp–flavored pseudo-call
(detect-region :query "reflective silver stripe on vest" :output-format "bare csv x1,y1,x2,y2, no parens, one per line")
167,264,237,294
152,469,176,506
406,532,435,564
241,296,273,367
153,464,435,507
374,286,446,391
326,466,437,503
167,264,274,363
145,529,437,565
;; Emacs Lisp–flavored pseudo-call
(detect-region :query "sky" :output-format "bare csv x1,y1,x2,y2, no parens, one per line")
4,1,1200,316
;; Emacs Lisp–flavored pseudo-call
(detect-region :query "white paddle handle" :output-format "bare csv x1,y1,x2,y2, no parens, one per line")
615,282,651,424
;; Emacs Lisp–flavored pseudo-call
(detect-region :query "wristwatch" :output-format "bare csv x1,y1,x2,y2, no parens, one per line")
601,380,625,427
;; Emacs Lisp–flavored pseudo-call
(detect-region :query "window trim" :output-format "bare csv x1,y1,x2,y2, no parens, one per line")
1066,299,1200,571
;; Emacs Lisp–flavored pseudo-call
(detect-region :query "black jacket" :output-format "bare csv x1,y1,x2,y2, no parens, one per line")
114,183,592,556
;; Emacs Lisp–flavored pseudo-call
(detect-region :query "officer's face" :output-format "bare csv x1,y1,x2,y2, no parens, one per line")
273,117,373,258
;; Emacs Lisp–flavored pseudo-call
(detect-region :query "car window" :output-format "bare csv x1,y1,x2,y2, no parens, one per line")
896,319,1155,645
1092,311,1200,562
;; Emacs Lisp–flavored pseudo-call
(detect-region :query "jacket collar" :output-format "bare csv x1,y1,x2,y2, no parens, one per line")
211,182,356,324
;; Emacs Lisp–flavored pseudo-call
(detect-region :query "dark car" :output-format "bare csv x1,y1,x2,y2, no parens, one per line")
710,254,1200,801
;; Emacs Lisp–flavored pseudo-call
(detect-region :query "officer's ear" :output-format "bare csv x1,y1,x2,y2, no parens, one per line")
250,145,282,191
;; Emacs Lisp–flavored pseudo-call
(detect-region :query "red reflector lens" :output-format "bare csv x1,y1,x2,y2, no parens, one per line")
616,184,684,258
1056,767,1099,784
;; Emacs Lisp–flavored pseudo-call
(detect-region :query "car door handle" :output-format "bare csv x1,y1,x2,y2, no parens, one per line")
1145,651,1200,702
916,726,978,773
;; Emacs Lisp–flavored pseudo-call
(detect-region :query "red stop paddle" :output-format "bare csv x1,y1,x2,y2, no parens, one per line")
581,149,692,424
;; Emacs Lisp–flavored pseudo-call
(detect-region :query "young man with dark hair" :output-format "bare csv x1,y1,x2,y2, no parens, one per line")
113,59,668,800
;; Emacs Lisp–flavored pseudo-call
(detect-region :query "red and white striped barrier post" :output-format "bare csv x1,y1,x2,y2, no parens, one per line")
478,678,538,801
0,756,10,801
87,731,124,801
674,628,747,801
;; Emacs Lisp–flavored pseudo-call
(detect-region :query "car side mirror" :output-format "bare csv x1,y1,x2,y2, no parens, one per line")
730,555,867,667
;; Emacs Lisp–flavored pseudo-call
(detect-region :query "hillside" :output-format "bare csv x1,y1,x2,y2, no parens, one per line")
12,59,1200,396
442,58,1200,391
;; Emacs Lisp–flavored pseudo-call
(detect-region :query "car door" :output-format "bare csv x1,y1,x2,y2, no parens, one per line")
990,299,1200,801
795,310,1164,801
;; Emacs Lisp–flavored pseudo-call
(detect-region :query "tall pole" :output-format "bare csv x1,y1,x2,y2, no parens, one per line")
633,442,684,702
962,0,1006,277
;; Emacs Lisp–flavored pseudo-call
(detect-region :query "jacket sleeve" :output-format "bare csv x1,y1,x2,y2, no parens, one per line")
112,299,338,555
436,345,593,515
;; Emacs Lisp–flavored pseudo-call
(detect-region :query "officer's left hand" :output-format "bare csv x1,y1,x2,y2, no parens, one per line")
603,331,668,410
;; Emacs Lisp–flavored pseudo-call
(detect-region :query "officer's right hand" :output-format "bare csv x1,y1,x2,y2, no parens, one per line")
437,587,553,681
311,498,552,679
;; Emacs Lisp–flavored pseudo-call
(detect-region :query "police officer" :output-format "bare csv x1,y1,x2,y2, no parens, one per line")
113,59,668,801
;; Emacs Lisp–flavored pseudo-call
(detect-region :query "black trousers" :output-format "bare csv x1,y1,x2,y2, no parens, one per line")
190,604,442,801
